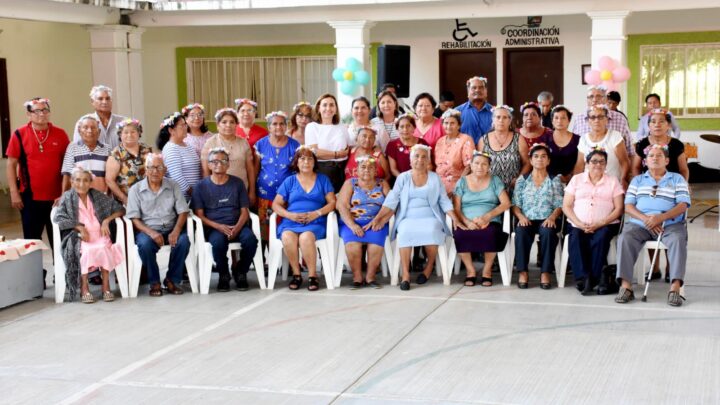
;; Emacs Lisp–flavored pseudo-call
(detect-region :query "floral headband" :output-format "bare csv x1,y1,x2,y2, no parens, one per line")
410,143,432,157
520,102,540,113
441,108,462,120
181,103,205,115
70,164,95,180
24,98,51,110
466,76,488,86
296,144,317,155
160,112,183,129
293,101,311,111
643,143,669,156
587,85,608,93
529,142,552,156
649,108,669,115
396,112,416,123
116,118,142,130
492,105,514,114
356,125,378,136
551,104,571,113
587,104,610,115
214,107,238,122
355,155,377,164
234,98,258,109
472,150,493,161
265,111,288,122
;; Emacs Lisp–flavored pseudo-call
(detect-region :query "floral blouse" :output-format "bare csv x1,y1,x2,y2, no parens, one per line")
511,174,564,220
110,143,153,196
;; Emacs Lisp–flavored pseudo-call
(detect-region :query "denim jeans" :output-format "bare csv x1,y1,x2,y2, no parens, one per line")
136,230,190,285
568,225,613,281
514,220,559,273
206,226,258,279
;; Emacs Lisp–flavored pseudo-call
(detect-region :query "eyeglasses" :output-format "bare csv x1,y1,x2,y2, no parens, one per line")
146,165,165,172
296,113,310,118
588,159,607,165
209,159,229,165
587,95,605,100
31,109,50,115
587,115,607,121
650,185,658,198
188,113,204,119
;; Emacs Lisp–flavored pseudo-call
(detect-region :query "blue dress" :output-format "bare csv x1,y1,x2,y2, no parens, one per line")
255,136,300,201
340,179,389,247
396,182,446,248
276,174,334,239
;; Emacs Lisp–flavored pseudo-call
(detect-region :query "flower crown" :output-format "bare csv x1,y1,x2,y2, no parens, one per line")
466,76,488,86
356,125,378,136
181,103,205,115
643,143,669,156
551,104,571,113
234,98,258,109
520,102,540,113
492,104,514,114
293,101,311,111
649,108,669,115
529,142,553,155
588,85,608,93
116,118,142,130
441,108,462,120
355,155,377,164
587,104,610,114
160,112,183,129
296,144,317,155
472,150,493,161
591,145,606,152
24,98,51,110
265,111,288,121
410,143,432,155
71,164,95,180
214,107,238,122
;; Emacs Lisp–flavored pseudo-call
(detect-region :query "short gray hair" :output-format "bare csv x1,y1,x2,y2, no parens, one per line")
70,165,93,181
409,144,432,160
207,146,229,161
76,114,100,134
144,152,165,168
89,85,113,100
537,91,554,103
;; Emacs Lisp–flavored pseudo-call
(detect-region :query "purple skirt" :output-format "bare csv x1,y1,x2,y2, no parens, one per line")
453,222,507,253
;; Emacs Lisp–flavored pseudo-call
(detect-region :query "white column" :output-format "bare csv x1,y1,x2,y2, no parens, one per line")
327,20,375,116
87,25,145,123
587,11,630,67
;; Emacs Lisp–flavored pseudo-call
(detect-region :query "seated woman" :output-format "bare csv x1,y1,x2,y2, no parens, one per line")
54,167,125,303
562,149,624,295
271,146,336,291
337,156,391,289
434,109,475,195
452,151,511,287
512,143,564,289
366,144,461,290
344,126,390,181
614,144,690,307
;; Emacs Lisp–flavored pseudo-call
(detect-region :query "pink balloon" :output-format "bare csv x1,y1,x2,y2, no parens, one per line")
602,80,617,91
598,56,617,71
585,69,602,85
612,66,631,82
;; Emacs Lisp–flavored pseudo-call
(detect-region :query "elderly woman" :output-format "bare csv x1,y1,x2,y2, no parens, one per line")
288,101,312,144
413,93,445,148
512,143,564,289
633,109,689,180
234,98,268,149
61,114,111,193
477,105,530,190
348,96,389,151
344,126,390,181
435,109,475,195
337,156,391,289
386,114,429,178
255,111,300,242
367,144,461,290
547,105,581,184
577,104,630,188
202,108,256,205
614,145,690,306
519,102,553,148
371,90,401,141
54,167,125,303
106,119,151,205
157,112,201,200
563,149,624,295
272,147,336,291
182,103,213,158
305,93,350,193
452,152,511,286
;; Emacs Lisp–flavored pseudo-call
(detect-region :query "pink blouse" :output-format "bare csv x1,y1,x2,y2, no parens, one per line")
414,118,444,148
434,134,475,194
565,171,624,226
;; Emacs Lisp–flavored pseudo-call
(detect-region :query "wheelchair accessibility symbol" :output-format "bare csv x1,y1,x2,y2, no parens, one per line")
453,19,478,42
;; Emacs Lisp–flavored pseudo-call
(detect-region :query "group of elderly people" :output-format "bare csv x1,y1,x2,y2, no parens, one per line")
6,77,692,307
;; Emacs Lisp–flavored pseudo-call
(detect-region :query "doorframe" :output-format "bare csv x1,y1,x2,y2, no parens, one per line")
438,48,498,103
0,59,9,157
502,46,563,107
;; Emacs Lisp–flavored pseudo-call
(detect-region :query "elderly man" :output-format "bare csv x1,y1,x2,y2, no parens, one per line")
61,114,110,193
456,76,493,144
72,85,126,150
192,147,258,292
6,98,69,287
537,91,554,129
126,153,190,297
614,144,690,306
636,93,681,140
570,85,634,158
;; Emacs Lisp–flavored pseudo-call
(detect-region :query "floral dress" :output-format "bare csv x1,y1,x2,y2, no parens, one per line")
339,179,388,247
110,143,152,196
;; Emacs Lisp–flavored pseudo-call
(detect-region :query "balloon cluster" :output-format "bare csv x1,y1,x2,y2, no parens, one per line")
332,57,371,96
584,56,631,91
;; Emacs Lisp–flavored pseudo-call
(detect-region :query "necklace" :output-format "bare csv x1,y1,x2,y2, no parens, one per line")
218,134,235,152
494,131,511,149
31,125,50,152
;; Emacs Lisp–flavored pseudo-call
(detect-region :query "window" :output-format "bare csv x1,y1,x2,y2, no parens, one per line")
640,43,720,118
186,56,336,120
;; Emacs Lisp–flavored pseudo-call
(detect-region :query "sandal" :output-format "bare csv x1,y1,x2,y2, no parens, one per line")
307,276,320,291
667,290,685,307
288,275,303,290
350,281,364,290
614,287,635,304
81,291,95,304
480,277,493,287
102,290,115,302
464,276,476,287
149,283,163,297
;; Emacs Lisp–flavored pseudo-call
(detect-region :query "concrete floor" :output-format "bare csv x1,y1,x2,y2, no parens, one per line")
0,186,718,404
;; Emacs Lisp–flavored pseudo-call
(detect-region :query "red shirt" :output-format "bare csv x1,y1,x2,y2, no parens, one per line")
236,124,268,149
385,138,429,174
344,149,386,180
5,122,69,201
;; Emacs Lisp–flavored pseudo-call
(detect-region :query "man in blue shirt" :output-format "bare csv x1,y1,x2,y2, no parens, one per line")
614,144,690,306
455,76,493,144
192,147,258,292
636,93,681,140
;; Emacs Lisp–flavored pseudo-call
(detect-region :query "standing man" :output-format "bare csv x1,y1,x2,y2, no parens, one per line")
192,147,258,292
433,91,456,118
537,91,554,129
6,98,69,287
456,76,493,144
73,85,126,150
636,93,681,140
571,85,634,158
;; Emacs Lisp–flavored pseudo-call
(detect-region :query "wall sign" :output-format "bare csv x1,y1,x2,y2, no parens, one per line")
441,19,492,49
501,16,560,46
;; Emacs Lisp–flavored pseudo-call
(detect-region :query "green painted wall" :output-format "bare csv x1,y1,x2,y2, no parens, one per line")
627,31,720,131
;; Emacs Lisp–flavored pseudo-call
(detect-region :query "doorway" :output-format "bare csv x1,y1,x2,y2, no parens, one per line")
439,49,497,107
504,47,563,127
0,59,9,157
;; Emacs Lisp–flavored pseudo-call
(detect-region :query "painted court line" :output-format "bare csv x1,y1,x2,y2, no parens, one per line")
55,293,280,405
108,380,340,398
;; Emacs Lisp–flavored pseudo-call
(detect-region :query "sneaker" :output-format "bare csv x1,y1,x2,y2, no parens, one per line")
667,290,685,307
217,276,231,292
234,273,249,291
614,287,635,303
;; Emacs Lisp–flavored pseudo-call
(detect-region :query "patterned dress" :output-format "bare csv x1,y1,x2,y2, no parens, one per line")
109,143,153,197
480,132,522,191
339,179,388,247
255,136,300,241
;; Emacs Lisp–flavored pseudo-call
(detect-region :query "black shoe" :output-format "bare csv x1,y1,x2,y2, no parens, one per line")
43,269,47,290
217,276,231,292
234,273,249,291
581,278,595,296
416,273,429,285
644,271,662,281
400,280,410,291
576,278,586,293
665,272,670,283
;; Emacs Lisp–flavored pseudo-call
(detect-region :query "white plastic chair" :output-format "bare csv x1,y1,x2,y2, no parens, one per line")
507,219,562,286
633,213,687,286
124,216,198,297
558,218,622,288
388,215,451,286
334,217,394,287
50,207,129,303
191,212,266,293
447,209,514,286
266,211,338,290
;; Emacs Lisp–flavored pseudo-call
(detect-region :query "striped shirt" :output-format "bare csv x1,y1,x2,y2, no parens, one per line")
162,141,201,197
625,171,690,227
61,141,111,193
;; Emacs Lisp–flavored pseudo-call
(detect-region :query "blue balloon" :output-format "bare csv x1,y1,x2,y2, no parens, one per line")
340,80,358,96
354,70,370,85
332,68,346,82
345,57,362,72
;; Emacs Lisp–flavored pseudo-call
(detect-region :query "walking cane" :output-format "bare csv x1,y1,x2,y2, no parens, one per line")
641,221,666,302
